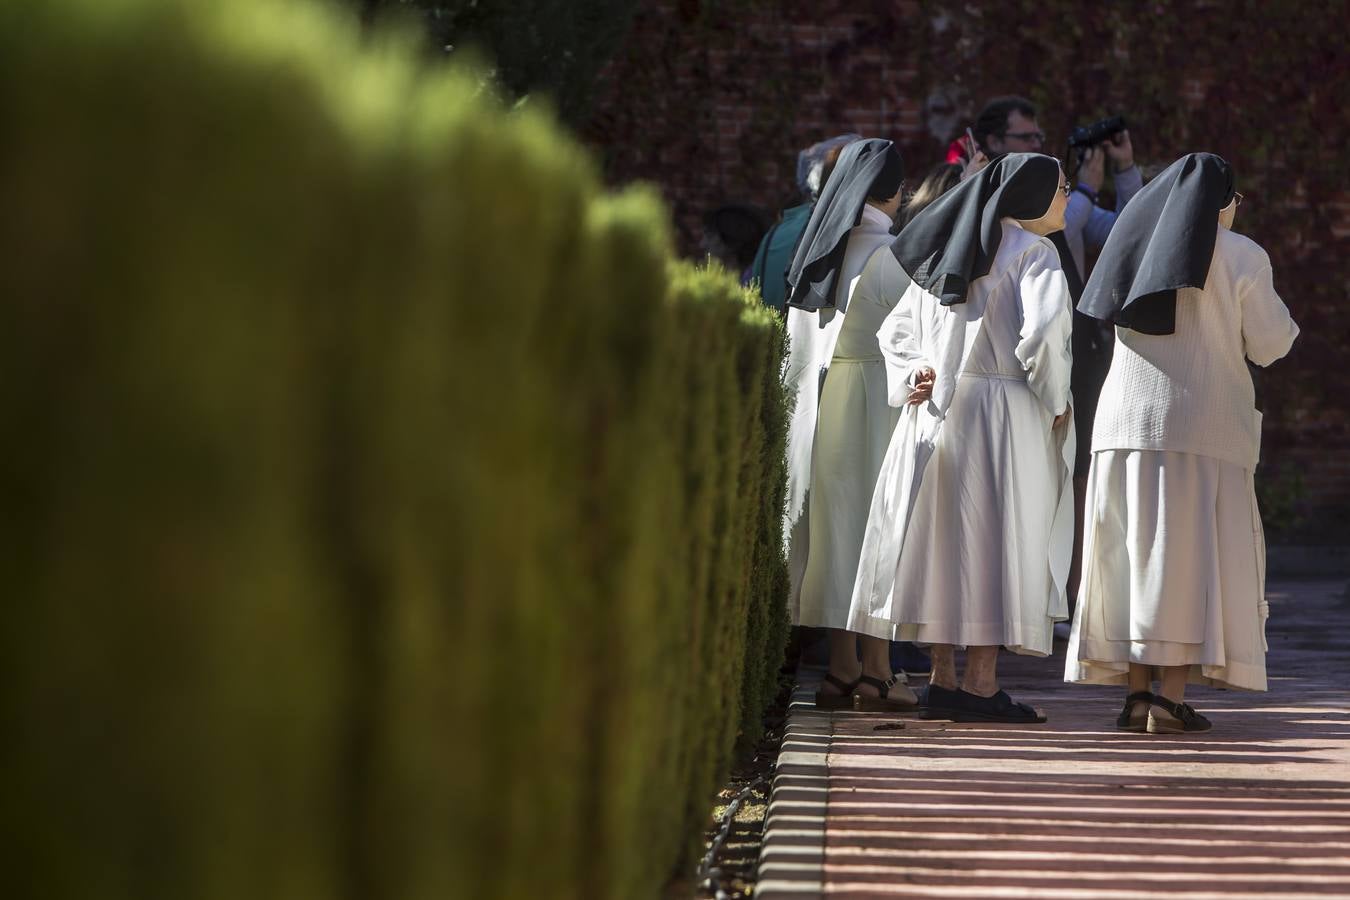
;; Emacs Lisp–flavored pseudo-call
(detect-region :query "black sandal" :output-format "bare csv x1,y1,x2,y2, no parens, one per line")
852,674,921,713
813,673,861,710
1116,691,1154,732
919,683,963,720
1147,695,1212,734
949,688,1047,724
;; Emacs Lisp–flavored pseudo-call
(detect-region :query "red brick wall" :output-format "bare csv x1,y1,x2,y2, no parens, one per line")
582,0,1350,541
584,2,932,250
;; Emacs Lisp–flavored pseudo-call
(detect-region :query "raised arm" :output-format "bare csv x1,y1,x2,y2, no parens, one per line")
1113,164,1144,210
1064,150,1144,259
1240,263,1299,367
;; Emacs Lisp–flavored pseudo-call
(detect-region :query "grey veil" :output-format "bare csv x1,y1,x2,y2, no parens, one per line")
890,152,1062,305
785,138,904,311
1077,152,1235,335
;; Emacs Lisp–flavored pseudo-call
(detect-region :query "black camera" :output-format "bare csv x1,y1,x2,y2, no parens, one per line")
1068,115,1127,149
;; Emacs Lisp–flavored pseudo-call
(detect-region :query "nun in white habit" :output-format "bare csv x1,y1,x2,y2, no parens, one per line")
848,153,1076,723
1067,153,1299,734
780,139,917,710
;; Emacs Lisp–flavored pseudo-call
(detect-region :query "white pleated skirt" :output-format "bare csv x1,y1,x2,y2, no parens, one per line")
1065,449,1270,691
870,372,1073,656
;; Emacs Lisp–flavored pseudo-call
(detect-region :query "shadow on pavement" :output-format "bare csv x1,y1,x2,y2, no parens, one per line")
759,580,1350,898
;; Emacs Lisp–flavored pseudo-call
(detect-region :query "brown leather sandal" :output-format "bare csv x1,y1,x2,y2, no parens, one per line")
852,674,921,713
814,673,861,710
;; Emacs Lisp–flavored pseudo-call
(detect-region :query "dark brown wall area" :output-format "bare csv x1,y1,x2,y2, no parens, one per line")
582,0,1350,541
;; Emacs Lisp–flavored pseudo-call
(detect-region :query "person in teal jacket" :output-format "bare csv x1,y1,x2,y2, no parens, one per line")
749,133,858,311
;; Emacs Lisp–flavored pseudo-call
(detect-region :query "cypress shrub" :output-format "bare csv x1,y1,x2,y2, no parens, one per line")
0,1,789,899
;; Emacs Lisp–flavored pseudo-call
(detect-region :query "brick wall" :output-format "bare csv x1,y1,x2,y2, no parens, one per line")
582,0,1350,542
584,1,933,251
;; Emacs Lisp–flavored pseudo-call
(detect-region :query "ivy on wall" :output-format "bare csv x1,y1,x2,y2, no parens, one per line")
917,0,1350,537
585,0,1350,538
584,0,916,247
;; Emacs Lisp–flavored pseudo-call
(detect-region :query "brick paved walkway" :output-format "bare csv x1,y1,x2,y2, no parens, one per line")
759,579,1350,898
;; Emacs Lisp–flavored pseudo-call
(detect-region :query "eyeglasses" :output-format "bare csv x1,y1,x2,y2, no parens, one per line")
1233,192,1245,207
1059,181,1072,197
1003,130,1046,143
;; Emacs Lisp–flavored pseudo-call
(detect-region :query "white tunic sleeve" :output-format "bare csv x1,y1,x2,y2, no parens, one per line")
1239,264,1299,367
1013,242,1074,417
872,255,927,408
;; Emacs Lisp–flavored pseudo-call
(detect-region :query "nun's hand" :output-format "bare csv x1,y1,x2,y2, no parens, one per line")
1052,409,1072,430
907,367,936,405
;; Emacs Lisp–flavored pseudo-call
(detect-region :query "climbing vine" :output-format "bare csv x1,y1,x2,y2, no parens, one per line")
586,0,1350,537
919,0,1350,536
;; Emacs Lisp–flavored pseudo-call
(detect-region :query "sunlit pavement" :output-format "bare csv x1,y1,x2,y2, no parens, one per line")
759,579,1350,898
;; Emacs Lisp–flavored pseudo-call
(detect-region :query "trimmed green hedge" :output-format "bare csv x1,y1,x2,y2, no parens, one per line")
0,2,789,899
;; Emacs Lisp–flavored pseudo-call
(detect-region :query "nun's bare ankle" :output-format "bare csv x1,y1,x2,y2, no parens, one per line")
828,660,863,685
927,644,957,689
928,656,958,690
860,660,892,681
960,680,999,698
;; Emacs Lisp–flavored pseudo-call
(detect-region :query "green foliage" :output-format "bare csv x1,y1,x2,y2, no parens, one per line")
356,0,639,123
1255,462,1307,538
0,1,789,898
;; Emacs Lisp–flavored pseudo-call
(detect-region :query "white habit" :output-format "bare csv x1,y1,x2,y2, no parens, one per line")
795,231,914,629
1066,228,1299,691
784,205,897,625
848,221,1076,656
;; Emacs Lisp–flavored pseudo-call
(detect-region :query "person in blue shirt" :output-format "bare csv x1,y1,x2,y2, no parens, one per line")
1063,134,1143,275
971,95,1143,275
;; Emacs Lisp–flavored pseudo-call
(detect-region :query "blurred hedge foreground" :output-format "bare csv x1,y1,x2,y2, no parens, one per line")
0,1,790,897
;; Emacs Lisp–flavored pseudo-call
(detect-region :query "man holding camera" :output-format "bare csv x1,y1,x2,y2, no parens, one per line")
970,96,1142,276
1064,127,1143,276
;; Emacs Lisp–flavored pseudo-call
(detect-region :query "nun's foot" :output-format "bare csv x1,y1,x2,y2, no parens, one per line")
852,675,920,712
813,672,861,710
1147,696,1212,734
1116,691,1153,732
950,689,1048,724
920,683,962,720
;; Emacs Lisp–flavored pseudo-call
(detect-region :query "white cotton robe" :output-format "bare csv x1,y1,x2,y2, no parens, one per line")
848,221,1076,656
785,206,898,624
794,236,915,629
1066,228,1299,691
